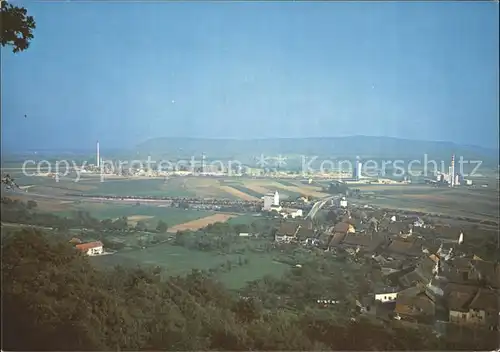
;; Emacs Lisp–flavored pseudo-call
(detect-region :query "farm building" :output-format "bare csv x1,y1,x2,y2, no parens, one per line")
75,241,104,256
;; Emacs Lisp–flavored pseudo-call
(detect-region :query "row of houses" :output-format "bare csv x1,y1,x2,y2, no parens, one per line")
272,210,499,332
372,256,500,330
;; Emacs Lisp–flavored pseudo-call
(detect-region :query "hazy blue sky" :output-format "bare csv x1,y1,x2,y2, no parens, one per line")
2,1,498,150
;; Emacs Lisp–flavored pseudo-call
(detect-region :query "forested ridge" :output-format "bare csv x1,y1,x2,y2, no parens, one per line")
3,228,490,351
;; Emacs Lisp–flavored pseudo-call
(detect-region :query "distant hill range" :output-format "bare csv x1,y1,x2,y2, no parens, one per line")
137,136,498,164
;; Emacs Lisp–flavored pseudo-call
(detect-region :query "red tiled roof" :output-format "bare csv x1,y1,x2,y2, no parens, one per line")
75,241,103,251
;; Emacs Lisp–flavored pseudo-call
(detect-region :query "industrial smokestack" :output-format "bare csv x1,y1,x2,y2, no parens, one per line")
97,141,100,168
450,154,455,187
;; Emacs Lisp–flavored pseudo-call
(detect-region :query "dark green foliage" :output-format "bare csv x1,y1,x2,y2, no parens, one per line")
2,229,496,350
326,182,349,195
1,1,36,53
156,220,168,233
135,220,148,231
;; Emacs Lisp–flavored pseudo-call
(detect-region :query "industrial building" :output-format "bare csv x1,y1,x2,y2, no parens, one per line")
97,140,100,167
263,191,280,211
352,160,362,181
433,155,474,187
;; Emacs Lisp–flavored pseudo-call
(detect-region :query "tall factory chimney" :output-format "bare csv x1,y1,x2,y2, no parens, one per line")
96,141,100,168
450,154,455,187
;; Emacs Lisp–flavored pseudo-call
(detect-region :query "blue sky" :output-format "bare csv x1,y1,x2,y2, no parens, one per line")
2,1,498,150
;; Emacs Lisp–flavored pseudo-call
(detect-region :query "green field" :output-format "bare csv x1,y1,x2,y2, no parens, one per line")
81,178,195,197
54,203,215,227
217,254,289,289
92,244,239,274
227,214,262,225
91,242,289,289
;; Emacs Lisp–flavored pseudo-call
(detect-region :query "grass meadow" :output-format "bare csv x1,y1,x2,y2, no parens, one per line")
91,242,289,289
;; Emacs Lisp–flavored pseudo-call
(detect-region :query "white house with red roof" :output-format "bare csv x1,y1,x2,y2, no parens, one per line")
75,241,104,256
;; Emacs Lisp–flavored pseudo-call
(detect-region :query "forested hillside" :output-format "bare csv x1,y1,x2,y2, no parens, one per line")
3,229,495,351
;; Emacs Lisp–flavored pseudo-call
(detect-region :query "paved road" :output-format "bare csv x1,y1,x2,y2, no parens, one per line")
305,195,340,220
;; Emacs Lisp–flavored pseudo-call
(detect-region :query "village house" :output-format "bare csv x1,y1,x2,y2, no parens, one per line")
330,232,386,255
395,284,436,323
446,283,499,330
328,232,346,249
398,255,435,288
274,222,300,243
297,218,314,230
468,259,500,288
446,258,500,288
333,222,356,234
385,237,424,258
295,227,316,243
75,241,104,256
468,289,499,330
387,222,411,235
413,217,425,228
437,241,456,260
367,217,379,232
269,204,282,213
280,208,303,219
374,285,400,303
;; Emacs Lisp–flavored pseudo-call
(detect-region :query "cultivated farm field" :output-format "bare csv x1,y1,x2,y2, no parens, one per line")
353,184,499,221
167,213,240,233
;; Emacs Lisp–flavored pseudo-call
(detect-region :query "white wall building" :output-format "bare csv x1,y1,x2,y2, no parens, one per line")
273,190,280,205
275,234,294,243
339,197,348,208
281,208,303,219
375,291,398,303
270,205,282,213
76,241,104,256
263,190,280,211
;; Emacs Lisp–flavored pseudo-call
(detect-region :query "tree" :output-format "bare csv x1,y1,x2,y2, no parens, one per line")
174,231,185,246
1,1,36,53
101,218,113,229
156,220,168,233
234,223,249,234
2,229,492,351
1,174,19,190
112,216,128,230
135,220,148,232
